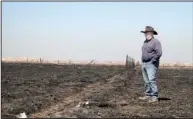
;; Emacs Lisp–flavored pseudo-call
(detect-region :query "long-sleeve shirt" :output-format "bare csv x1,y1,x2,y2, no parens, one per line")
142,38,162,63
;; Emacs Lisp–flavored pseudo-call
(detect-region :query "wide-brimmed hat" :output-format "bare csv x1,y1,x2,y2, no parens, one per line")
141,26,158,35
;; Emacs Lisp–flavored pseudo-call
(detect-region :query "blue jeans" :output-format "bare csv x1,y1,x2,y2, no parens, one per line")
142,61,158,98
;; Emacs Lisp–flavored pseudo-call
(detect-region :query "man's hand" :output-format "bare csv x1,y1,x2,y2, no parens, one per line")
151,40,162,63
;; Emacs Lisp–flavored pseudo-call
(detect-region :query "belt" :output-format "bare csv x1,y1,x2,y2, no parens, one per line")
142,59,151,63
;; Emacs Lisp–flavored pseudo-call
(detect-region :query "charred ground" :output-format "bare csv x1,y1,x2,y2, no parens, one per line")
1,63,193,118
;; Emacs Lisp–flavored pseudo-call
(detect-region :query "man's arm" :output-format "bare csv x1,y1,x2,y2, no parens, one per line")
152,40,162,62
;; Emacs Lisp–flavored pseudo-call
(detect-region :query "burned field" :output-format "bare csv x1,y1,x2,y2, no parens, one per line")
1,62,124,117
1,63,193,118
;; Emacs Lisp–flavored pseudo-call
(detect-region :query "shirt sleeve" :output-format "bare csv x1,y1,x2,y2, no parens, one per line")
152,40,162,62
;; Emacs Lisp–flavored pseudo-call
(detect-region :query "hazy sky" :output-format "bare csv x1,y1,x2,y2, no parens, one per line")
2,2,193,63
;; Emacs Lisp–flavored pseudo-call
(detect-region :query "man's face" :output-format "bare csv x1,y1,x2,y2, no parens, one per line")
144,32,153,40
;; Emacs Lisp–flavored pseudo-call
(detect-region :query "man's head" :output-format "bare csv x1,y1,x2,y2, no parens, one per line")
145,32,154,40
141,26,158,40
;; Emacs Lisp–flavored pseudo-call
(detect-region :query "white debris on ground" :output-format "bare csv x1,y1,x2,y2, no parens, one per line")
76,102,81,108
76,101,90,108
85,101,89,105
16,112,27,118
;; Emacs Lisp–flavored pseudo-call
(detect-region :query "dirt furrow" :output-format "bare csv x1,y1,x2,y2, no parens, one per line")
31,73,123,118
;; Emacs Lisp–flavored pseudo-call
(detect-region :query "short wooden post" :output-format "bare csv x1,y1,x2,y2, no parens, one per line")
131,58,135,69
125,55,129,69
128,56,131,69
40,58,42,63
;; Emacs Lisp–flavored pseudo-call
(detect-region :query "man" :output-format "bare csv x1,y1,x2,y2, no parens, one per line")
139,26,162,103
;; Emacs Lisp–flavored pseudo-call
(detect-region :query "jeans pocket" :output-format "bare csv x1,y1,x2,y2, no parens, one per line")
149,61,157,69
151,60,157,65
148,60,154,65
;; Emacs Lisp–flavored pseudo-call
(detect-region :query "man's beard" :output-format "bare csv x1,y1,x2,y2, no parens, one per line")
146,35,153,40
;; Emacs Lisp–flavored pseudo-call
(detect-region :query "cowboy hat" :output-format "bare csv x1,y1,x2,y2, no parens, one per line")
141,26,158,35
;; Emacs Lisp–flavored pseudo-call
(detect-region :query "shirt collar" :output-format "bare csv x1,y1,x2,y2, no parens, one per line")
144,37,154,43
